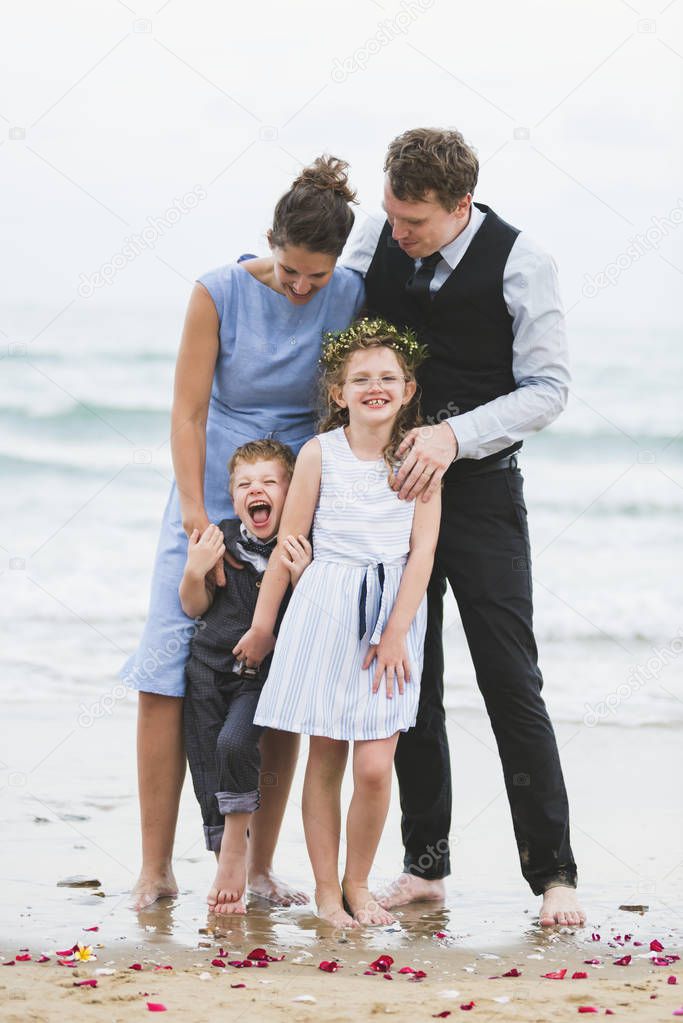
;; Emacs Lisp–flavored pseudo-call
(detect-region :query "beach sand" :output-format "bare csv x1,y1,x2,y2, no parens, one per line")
1,688,681,1021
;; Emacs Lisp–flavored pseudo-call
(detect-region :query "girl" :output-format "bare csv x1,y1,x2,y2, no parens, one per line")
234,318,441,927
121,156,364,910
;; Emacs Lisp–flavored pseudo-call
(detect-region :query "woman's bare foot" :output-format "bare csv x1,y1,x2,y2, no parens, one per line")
208,849,247,916
131,868,178,910
343,881,396,926
539,885,586,927
315,884,357,928
375,872,446,909
248,870,309,907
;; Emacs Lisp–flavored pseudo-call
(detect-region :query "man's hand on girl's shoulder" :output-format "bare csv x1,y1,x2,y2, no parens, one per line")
392,422,457,502
281,533,313,588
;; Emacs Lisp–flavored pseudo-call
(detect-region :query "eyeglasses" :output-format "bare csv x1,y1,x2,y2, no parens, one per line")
346,374,405,389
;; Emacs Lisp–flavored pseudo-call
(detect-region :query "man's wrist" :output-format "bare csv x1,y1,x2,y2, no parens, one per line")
441,420,459,461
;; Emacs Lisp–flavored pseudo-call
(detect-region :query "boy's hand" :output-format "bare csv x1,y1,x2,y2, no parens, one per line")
233,626,275,669
281,533,312,588
362,627,413,699
186,523,225,579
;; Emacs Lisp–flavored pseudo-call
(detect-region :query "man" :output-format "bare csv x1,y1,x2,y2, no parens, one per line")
343,127,584,927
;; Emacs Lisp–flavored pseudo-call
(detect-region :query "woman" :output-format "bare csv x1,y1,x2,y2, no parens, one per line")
121,156,364,909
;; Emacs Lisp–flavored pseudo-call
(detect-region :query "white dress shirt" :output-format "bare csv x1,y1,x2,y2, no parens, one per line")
342,204,570,461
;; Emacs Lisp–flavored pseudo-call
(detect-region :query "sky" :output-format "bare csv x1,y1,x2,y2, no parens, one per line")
1,0,682,341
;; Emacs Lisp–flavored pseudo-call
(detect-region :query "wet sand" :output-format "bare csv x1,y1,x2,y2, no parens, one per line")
1,694,681,1020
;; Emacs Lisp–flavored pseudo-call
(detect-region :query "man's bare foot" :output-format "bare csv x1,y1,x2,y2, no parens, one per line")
375,872,446,909
315,884,357,929
131,868,178,910
539,885,586,927
248,869,309,907
208,850,247,916
343,881,396,926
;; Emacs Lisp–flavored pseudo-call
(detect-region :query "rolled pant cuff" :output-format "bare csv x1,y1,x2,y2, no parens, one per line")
216,789,260,816
403,851,451,882
204,825,224,853
534,869,578,897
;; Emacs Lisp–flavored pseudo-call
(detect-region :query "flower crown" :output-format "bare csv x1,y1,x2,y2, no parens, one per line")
320,317,429,371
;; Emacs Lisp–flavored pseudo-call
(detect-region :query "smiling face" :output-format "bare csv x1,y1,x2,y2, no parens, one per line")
383,176,472,260
333,346,417,429
268,241,337,306
230,457,292,540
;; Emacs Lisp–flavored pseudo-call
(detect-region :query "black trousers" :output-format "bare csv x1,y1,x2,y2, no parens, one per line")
183,657,263,853
395,465,577,895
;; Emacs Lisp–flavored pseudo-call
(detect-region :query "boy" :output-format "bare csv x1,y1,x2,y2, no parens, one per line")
180,439,311,915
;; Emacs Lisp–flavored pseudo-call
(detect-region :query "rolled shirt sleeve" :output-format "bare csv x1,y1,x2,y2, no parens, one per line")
447,233,571,461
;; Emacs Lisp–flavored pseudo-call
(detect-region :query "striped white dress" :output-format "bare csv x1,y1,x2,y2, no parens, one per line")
253,427,427,741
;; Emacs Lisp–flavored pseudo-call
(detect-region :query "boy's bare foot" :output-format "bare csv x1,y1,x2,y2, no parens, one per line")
248,870,309,906
131,868,178,910
375,872,446,909
343,881,396,926
315,884,357,929
539,885,586,927
208,850,247,915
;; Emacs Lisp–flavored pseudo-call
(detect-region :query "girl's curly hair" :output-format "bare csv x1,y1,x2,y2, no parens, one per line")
318,318,428,478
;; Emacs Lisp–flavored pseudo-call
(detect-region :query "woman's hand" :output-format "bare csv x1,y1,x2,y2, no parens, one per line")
362,627,413,699
392,422,457,502
186,523,225,579
281,534,313,588
233,626,275,669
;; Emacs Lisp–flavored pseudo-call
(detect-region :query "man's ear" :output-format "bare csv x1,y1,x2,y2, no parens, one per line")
266,228,273,249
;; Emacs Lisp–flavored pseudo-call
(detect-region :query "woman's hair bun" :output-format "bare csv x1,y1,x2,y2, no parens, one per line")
292,155,357,205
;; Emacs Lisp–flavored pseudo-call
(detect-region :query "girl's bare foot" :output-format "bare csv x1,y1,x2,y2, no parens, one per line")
248,870,309,906
131,868,178,910
539,885,586,927
344,881,396,926
315,884,357,929
208,850,247,916
375,872,445,909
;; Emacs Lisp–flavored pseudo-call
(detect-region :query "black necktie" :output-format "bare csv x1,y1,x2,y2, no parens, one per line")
405,251,441,310
237,535,277,558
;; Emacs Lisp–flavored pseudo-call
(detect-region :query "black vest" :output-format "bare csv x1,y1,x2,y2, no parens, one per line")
188,518,289,675
364,203,521,480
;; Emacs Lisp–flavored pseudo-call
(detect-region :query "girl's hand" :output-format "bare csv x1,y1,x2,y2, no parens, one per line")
362,628,413,699
233,626,275,669
281,533,312,588
186,523,225,579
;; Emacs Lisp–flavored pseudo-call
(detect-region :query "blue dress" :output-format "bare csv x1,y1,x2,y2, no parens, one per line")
120,262,365,697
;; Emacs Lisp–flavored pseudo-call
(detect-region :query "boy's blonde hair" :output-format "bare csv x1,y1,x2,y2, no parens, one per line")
228,439,296,491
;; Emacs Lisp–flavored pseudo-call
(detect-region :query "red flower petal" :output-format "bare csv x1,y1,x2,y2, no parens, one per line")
58,960,78,968
83,926,99,932
363,970,376,976
56,948,75,958
460,1002,475,1011
613,955,632,966
37,955,50,963
669,976,678,985
383,973,393,980
15,954,31,962
154,965,172,971
217,948,227,958
633,941,643,947
650,939,664,952
591,933,600,941
246,947,284,963
605,1011,614,1015
432,1014,451,1019
542,969,567,979
74,979,98,987
129,963,143,970
368,954,394,973
577,1008,598,1014
231,983,246,988
503,968,521,977
211,959,226,968
411,970,427,980
318,961,340,973
584,959,601,965
2,961,15,966
672,1008,683,1017
147,1004,167,1012
434,931,449,939
398,966,415,974
255,962,269,969
572,972,588,979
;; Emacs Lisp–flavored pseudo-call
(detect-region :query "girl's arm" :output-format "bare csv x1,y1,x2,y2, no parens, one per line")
362,488,442,698
171,284,219,539
232,438,322,667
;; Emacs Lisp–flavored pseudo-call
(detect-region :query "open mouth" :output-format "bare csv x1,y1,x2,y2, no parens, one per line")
363,398,389,409
247,499,272,529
